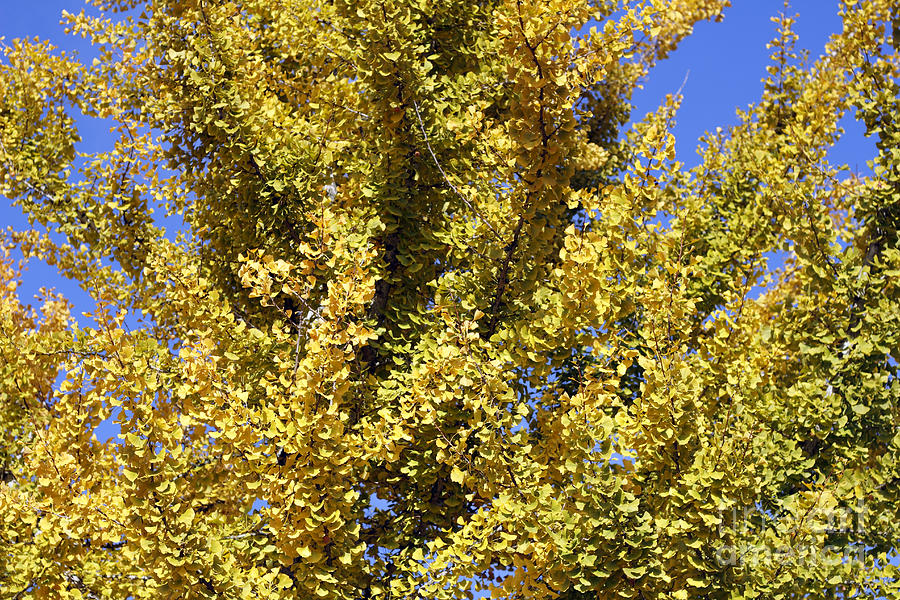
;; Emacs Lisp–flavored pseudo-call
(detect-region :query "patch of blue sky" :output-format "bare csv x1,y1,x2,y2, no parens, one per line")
6,238,99,324
630,1,857,166
94,405,122,443
364,492,391,520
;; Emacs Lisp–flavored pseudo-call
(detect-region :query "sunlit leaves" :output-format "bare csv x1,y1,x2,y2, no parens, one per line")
1,0,900,598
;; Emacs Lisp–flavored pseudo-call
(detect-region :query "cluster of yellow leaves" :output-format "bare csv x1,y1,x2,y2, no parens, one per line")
1,0,900,599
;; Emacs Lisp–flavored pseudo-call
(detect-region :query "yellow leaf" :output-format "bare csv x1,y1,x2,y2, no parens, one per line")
450,466,465,484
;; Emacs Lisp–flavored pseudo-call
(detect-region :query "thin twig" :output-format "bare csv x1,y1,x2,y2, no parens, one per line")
292,327,302,381
675,69,690,98
411,100,504,243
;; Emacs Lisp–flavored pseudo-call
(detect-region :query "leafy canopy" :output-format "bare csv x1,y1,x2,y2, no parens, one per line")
1,0,899,599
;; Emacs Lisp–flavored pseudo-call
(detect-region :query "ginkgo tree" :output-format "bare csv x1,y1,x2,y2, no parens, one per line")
1,0,899,598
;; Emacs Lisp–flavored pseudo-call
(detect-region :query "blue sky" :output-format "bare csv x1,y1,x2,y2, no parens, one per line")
630,0,872,169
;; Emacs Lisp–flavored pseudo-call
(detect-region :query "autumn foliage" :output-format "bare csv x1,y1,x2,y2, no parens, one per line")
1,0,899,598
